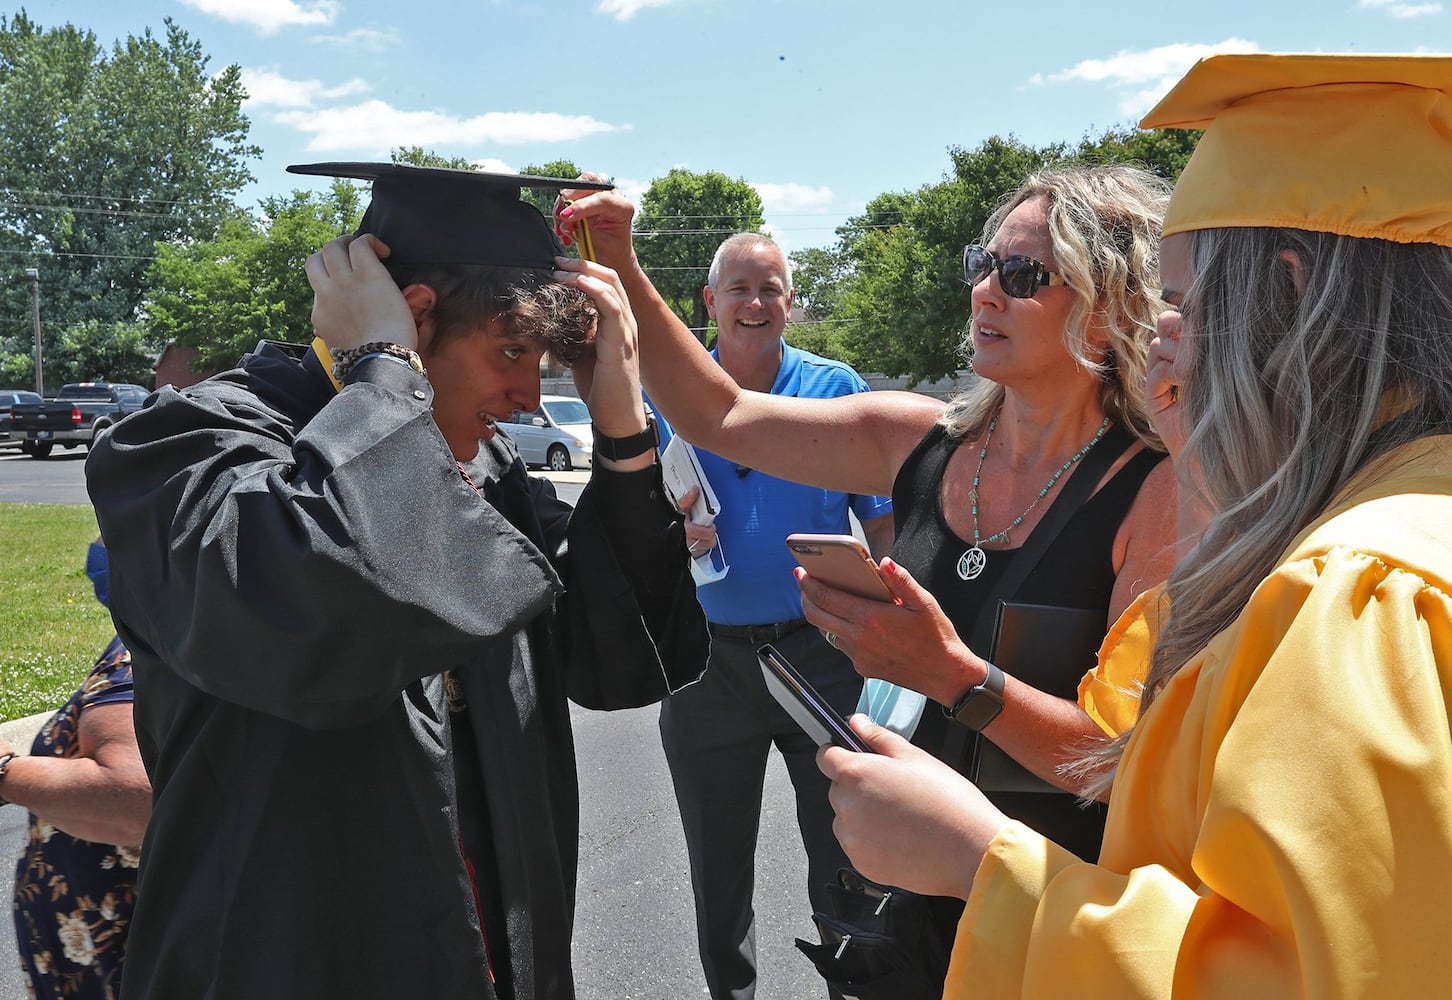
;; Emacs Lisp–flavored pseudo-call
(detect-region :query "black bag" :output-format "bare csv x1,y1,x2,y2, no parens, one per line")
794,868,951,1000
969,601,1106,793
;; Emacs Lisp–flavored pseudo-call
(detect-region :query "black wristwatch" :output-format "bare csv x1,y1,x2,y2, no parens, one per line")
946,660,1006,731
592,415,658,462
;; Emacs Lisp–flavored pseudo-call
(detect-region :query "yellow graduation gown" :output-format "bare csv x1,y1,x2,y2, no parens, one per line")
947,435,1452,998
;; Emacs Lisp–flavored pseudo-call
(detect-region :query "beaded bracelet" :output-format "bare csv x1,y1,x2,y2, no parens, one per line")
330,341,426,382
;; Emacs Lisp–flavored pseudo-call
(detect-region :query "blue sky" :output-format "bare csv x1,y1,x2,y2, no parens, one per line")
29,0,1452,254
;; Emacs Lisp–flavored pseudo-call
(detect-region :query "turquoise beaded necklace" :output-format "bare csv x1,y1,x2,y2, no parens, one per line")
955,413,1113,581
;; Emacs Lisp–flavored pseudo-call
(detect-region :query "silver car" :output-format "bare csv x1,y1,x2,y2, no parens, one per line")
503,395,593,471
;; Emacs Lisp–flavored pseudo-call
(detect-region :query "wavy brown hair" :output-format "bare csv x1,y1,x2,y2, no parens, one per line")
387,263,597,368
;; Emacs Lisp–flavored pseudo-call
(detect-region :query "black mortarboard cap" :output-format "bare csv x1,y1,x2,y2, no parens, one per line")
286,161,613,269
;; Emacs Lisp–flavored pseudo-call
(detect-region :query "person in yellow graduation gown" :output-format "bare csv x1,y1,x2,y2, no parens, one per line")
817,52,1452,998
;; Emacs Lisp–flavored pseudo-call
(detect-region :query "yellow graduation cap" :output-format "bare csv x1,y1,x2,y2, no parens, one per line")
1141,53,1452,248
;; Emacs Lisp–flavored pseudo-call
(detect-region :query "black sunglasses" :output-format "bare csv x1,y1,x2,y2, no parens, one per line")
962,244,1069,299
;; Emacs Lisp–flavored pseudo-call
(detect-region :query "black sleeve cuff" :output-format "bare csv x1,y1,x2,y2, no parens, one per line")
344,353,433,400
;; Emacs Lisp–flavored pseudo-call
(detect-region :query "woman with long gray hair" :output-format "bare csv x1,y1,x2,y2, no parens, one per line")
815,52,1452,997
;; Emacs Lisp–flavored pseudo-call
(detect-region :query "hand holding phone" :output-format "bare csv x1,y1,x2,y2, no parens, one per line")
757,643,871,752
785,533,893,602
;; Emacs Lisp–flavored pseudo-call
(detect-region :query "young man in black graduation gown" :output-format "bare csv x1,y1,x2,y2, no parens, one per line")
85,164,708,1000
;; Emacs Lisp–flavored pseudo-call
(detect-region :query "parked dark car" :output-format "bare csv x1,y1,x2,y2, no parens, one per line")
9,382,149,458
0,389,44,451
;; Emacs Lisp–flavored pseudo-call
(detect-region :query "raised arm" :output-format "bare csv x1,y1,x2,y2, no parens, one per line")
557,191,944,499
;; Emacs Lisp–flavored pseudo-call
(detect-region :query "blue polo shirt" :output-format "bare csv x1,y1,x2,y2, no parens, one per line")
651,343,893,626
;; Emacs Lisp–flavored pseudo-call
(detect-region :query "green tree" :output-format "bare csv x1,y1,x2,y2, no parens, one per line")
391,146,476,170
788,245,844,320
0,14,259,339
0,13,258,391
518,159,584,220
53,318,156,385
0,312,158,387
783,245,860,365
146,182,363,372
635,169,764,338
1075,123,1202,180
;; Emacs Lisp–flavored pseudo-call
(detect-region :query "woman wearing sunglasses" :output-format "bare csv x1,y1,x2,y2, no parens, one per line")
557,162,1176,869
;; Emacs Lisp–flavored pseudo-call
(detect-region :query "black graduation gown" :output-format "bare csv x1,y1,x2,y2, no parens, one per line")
85,344,707,1000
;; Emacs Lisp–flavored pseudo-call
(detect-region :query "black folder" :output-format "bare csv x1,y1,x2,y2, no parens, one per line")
971,601,1105,794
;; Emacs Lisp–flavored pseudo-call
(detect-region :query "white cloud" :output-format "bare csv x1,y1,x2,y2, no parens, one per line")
1358,0,1443,17
751,181,835,216
273,100,624,153
1033,39,1262,118
310,27,403,52
178,0,339,34
1041,39,1261,85
610,175,650,209
241,67,369,108
595,0,681,20
470,157,517,174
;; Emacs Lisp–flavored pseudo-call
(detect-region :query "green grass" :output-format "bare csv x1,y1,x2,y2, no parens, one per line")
0,504,114,722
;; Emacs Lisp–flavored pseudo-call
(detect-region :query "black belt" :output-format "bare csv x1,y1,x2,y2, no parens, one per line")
707,618,808,646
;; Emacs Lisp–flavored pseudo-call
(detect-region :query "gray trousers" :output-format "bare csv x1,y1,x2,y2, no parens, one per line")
659,621,862,1000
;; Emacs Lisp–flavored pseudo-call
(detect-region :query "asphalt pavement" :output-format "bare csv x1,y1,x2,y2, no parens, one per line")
0,454,829,999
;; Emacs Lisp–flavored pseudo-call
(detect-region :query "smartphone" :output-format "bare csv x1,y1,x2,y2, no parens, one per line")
757,643,870,752
785,533,893,602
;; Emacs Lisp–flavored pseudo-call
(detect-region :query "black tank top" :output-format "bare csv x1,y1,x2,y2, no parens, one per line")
888,421,1164,861
891,422,1161,628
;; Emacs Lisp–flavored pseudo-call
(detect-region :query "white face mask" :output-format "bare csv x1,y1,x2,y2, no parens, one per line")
858,678,926,741
689,544,731,587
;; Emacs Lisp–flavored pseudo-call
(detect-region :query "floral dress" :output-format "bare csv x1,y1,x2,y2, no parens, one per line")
12,637,139,1000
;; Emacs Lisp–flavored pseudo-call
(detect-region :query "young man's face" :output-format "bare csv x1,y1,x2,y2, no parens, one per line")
418,319,545,462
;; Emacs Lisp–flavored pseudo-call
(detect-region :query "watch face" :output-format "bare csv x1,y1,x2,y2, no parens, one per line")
954,692,1002,731
952,666,1006,732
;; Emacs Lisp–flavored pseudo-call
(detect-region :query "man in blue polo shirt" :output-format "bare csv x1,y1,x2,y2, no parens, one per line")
653,233,894,1000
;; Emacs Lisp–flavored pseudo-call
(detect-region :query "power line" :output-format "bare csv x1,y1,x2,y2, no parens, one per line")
0,187,217,209
0,248,159,263
2,200,190,222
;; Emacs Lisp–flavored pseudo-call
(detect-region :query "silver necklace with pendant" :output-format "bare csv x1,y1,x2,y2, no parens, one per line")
956,414,1112,581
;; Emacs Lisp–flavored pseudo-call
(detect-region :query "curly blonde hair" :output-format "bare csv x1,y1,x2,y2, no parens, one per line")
939,163,1170,446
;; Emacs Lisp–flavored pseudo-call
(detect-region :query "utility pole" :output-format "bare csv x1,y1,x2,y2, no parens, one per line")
24,267,42,396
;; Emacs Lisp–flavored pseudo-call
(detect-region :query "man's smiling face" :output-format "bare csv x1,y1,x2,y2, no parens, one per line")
704,242,793,348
